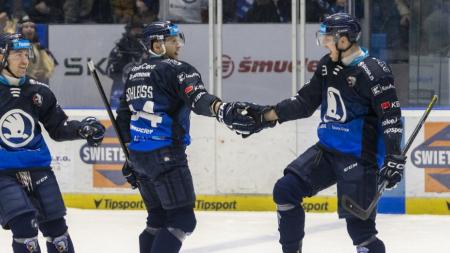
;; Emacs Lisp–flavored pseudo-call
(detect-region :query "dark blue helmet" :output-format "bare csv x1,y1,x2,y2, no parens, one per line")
0,33,32,52
317,13,361,46
143,21,185,46
0,33,32,71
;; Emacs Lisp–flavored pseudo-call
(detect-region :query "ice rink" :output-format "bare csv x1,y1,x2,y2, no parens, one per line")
1,209,449,253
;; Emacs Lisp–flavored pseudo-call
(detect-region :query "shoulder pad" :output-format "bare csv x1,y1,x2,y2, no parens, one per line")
357,57,392,82
28,78,50,88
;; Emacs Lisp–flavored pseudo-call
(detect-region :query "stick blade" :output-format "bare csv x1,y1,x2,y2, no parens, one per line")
341,195,371,220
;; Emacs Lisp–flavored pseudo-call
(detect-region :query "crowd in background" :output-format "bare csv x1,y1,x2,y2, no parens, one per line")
0,0,447,101
0,0,352,27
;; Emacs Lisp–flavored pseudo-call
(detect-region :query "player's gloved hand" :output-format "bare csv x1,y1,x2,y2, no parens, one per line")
379,154,406,189
78,117,105,147
216,102,256,135
241,103,277,137
122,160,139,189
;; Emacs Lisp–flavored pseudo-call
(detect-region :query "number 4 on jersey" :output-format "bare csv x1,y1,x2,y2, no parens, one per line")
129,101,163,128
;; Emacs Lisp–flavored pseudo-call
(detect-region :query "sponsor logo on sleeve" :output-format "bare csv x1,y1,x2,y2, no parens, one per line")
177,72,201,83
372,85,382,96
384,127,403,134
380,101,400,111
372,83,395,96
380,101,391,110
184,85,194,94
382,118,398,126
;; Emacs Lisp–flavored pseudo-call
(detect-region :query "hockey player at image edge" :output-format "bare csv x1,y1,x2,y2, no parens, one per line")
240,13,406,253
0,33,105,253
115,21,255,253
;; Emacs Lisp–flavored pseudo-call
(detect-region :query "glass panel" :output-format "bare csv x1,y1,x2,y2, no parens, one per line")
409,0,450,106
370,0,410,106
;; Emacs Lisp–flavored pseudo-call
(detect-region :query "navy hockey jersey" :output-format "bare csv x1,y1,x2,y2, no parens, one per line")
116,57,217,152
0,76,82,172
276,50,403,165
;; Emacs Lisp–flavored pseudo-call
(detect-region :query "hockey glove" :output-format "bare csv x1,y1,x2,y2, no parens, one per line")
242,103,277,137
379,154,406,189
122,160,139,189
216,102,256,135
78,117,105,147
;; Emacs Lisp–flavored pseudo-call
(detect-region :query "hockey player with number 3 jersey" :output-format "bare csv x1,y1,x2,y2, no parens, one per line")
0,33,105,253
240,13,405,253
116,21,255,253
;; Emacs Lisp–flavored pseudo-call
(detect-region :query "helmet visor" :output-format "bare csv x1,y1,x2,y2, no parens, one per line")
316,31,335,47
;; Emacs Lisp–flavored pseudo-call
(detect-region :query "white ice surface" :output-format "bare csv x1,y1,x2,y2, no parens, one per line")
1,209,449,252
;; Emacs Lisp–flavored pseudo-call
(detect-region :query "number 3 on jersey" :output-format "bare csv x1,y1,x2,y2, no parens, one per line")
129,101,163,128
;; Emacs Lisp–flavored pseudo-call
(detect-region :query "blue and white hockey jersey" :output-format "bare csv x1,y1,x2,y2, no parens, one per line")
275,51,403,165
0,77,82,172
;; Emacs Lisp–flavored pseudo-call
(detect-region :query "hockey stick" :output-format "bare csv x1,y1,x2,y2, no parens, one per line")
87,60,129,160
342,95,438,220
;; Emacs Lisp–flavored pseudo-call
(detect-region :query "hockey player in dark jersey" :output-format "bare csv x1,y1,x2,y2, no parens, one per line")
116,21,255,253
241,13,406,253
0,33,105,253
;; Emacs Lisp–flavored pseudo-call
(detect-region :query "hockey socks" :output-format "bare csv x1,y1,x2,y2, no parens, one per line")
9,213,40,253
150,228,182,253
277,206,305,253
139,227,159,253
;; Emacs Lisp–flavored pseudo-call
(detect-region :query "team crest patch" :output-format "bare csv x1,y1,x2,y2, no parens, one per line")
32,93,43,107
346,76,357,87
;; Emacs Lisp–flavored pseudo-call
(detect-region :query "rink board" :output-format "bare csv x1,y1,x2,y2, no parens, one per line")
62,194,450,215
46,110,450,215
62,194,337,212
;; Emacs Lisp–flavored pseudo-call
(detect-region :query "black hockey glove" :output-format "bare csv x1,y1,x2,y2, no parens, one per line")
216,102,256,135
78,117,105,147
122,160,139,189
379,154,406,189
241,103,277,137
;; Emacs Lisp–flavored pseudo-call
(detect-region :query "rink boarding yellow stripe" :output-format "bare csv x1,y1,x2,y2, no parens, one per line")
406,198,450,215
63,194,450,214
62,194,337,212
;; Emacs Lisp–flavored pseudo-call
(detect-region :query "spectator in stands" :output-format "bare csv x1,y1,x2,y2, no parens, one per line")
106,18,147,107
422,0,450,56
18,15,57,83
63,0,94,23
26,0,64,23
135,0,159,24
0,1,30,32
241,0,284,23
112,0,135,23
63,0,112,23
158,0,208,23
372,0,410,62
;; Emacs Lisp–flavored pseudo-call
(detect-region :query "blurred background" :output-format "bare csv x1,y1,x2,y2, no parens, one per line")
1,0,448,109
